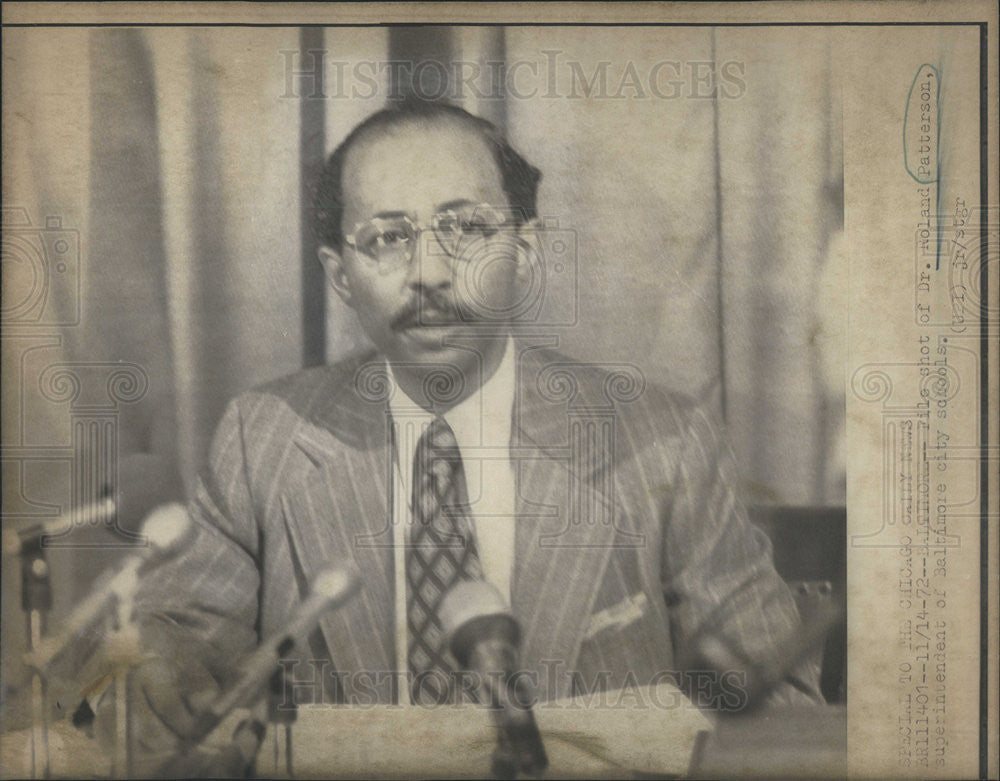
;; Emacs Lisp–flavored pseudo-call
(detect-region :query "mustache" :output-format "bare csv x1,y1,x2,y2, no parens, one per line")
389,295,468,331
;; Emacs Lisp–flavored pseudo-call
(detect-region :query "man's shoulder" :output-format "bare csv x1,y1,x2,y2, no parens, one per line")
224,348,383,436
223,342,716,450
524,345,707,439
247,348,378,401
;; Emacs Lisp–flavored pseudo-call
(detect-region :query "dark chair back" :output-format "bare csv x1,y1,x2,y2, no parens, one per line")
748,505,847,704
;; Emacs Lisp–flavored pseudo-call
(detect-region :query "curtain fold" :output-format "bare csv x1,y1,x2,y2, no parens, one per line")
3,26,100,721
715,28,845,505
321,27,390,365
148,27,306,491
502,27,845,505
504,27,725,413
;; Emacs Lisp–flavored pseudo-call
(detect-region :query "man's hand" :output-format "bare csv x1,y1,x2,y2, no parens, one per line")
151,743,255,779
132,656,219,745
83,654,250,777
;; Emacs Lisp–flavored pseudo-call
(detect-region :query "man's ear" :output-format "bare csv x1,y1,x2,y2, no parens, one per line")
318,245,353,307
513,219,543,288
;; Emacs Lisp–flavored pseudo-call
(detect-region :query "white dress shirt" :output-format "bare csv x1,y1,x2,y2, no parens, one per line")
386,338,516,702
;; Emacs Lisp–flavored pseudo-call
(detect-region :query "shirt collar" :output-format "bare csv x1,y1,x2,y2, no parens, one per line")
386,336,515,463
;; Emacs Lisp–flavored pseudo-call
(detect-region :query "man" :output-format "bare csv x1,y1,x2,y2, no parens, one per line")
128,101,820,761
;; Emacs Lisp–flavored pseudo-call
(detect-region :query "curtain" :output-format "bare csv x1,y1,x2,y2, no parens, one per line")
715,28,845,506
503,27,845,506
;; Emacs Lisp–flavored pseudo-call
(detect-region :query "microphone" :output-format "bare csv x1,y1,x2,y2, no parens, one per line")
185,565,362,745
441,580,548,779
3,495,117,557
4,454,185,558
152,566,362,778
25,503,194,677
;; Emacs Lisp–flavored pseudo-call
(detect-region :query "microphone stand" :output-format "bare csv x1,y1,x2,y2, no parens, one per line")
267,646,297,778
157,660,294,781
26,549,144,779
481,671,547,780
110,568,137,778
24,504,193,779
156,566,361,777
20,537,52,780
440,582,548,780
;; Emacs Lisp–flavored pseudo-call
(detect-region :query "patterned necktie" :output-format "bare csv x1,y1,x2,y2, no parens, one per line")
405,416,484,704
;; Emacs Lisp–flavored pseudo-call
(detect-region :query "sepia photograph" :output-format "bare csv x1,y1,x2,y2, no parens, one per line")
1,2,996,779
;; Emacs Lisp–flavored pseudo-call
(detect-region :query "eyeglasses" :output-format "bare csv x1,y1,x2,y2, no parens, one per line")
344,203,512,270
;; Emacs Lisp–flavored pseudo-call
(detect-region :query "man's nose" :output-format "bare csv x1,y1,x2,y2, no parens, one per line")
405,229,452,291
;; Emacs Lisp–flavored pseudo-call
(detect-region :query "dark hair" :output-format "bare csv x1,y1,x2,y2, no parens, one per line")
312,101,542,251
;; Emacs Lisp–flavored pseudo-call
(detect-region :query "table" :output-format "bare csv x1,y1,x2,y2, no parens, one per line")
687,705,846,779
1,702,845,779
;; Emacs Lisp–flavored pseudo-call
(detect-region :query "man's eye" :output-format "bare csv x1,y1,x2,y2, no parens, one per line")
358,231,404,256
458,217,500,237
377,229,410,247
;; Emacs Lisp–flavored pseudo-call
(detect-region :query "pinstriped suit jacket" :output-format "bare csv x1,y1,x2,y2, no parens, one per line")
135,343,820,707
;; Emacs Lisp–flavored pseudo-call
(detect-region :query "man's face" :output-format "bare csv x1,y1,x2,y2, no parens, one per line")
321,120,528,394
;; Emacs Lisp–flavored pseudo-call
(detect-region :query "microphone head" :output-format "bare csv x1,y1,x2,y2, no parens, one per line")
440,580,509,637
441,580,520,668
140,503,194,560
2,496,117,557
1,528,23,558
313,565,362,604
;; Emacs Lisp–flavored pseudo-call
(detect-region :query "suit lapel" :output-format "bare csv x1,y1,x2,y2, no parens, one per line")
279,359,396,680
273,344,628,700
510,344,621,699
